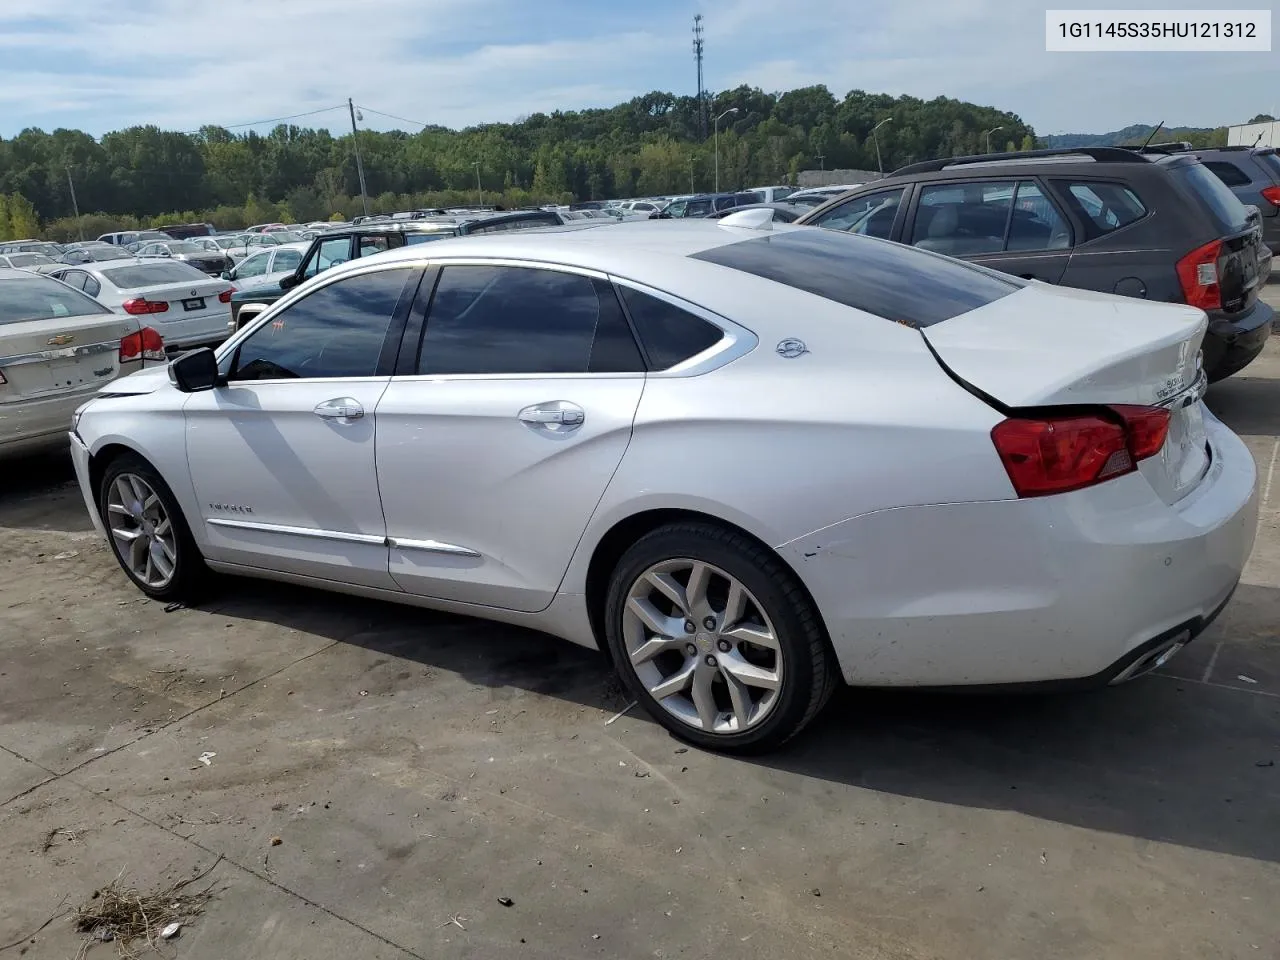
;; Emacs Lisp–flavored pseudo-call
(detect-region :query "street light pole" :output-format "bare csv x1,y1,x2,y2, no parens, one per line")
348,98,370,218
472,161,483,206
816,154,825,172
689,158,695,194
714,107,739,193
983,126,1004,153
66,166,82,240
871,117,893,175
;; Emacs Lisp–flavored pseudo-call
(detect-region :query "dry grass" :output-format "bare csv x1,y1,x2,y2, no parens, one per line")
71,856,221,959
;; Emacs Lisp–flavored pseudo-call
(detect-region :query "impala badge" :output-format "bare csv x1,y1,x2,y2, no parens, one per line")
47,334,75,346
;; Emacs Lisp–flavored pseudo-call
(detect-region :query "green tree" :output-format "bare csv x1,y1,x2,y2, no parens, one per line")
5,192,40,238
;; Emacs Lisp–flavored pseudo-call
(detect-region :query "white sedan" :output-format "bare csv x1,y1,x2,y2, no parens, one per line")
66,217,1257,752
46,259,233,352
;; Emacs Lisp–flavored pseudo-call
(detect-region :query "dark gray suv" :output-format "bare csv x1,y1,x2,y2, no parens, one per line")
797,147,1274,381
1180,145,1280,254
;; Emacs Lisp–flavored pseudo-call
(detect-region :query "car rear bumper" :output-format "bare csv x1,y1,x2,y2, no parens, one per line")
778,409,1258,687
0,389,99,455
69,430,108,539
1203,298,1274,380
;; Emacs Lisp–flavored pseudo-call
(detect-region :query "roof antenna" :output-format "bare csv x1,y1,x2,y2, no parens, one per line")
1137,121,1164,152
1254,131,1265,147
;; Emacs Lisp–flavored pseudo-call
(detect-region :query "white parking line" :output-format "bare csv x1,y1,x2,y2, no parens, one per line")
1262,438,1279,513
1157,672,1279,699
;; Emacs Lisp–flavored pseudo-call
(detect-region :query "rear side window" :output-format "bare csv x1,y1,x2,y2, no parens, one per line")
617,286,724,369
1057,182,1149,240
1169,162,1250,233
690,228,1021,328
0,276,110,325
417,265,643,375
103,262,207,286
1202,160,1251,187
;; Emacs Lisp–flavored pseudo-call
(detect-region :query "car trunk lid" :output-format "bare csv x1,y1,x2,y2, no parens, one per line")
922,283,1211,504
0,312,141,404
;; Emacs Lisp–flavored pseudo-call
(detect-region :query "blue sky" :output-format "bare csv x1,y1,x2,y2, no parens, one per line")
0,0,1275,139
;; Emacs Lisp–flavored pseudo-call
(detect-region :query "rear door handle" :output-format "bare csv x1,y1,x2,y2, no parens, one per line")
518,401,585,428
314,397,364,420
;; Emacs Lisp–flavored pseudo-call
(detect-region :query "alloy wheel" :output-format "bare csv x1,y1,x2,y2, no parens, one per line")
622,558,783,734
105,473,178,589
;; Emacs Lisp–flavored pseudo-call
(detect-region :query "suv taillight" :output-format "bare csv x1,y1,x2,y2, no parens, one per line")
1260,185,1280,208
119,326,166,363
1175,239,1223,311
991,405,1171,497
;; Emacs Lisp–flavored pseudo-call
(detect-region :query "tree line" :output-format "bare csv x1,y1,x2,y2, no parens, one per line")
0,85,1037,240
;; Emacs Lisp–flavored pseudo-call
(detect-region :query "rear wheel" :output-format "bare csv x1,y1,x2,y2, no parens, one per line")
604,522,837,753
99,453,208,602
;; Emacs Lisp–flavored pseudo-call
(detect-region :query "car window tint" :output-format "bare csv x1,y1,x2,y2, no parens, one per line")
909,181,1013,256
1202,160,1251,187
1060,182,1149,239
1006,181,1071,251
274,250,303,271
61,271,89,291
1256,152,1280,177
417,265,643,375
102,262,207,286
617,286,724,369
0,276,110,325
83,276,101,298
691,228,1021,329
358,235,391,256
811,188,905,239
1167,162,1250,233
230,268,410,380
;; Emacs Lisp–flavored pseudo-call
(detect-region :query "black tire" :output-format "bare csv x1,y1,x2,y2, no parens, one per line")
98,452,209,602
604,522,837,753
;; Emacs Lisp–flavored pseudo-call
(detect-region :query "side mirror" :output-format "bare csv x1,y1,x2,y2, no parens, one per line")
221,270,232,280
161,250,172,257
168,348,221,393
279,274,300,291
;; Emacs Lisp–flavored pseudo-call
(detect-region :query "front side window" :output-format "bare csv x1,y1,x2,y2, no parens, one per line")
230,268,412,380
304,237,351,278
810,187,905,240
685,199,713,217
236,253,270,278
909,181,1014,256
274,249,303,272
416,265,643,375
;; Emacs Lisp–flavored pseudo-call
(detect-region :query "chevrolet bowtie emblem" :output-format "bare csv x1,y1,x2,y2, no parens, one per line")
47,334,75,346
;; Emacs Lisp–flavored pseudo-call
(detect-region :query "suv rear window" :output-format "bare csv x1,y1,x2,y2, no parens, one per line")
0,276,110,325
1169,161,1250,233
690,228,1021,328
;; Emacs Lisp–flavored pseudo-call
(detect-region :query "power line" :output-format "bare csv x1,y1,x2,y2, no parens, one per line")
355,105,431,129
185,103,347,135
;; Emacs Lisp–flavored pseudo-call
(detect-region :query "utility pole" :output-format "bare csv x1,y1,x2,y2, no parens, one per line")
816,155,825,172
348,98,370,218
472,161,483,206
871,117,893,175
66,166,83,240
693,15,706,139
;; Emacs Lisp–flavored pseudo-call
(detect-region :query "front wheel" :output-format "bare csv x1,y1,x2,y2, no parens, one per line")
98,453,208,602
604,522,837,753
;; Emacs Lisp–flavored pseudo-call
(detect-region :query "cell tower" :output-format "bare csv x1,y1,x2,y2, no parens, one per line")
693,14,706,138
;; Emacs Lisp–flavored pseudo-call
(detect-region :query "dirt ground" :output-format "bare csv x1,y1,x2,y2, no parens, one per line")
1,294,1278,960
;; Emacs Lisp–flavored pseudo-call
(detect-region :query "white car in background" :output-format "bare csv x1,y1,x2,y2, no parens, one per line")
225,242,308,288
45,259,233,353
67,219,1257,752
0,268,164,457
748,186,797,203
0,252,59,270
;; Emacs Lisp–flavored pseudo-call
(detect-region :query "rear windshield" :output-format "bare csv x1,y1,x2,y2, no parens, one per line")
1256,152,1280,178
8,253,53,266
1172,162,1251,233
690,228,1022,328
103,262,208,287
0,276,110,325
88,247,131,261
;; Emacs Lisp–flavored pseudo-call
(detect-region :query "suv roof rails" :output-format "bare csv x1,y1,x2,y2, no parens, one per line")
889,146,1149,177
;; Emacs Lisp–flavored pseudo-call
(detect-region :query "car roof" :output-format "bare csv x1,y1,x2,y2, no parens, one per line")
247,241,311,254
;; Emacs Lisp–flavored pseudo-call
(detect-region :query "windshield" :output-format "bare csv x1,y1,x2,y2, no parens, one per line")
9,253,53,266
103,261,208,286
0,276,111,325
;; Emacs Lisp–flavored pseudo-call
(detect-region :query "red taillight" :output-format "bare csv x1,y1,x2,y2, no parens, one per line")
1175,239,1223,311
121,297,170,315
119,326,166,363
1260,185,1280,207
991,405,1171,498
218,287,234,303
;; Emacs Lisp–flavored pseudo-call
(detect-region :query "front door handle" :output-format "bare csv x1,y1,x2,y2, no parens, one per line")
314,397,364,420
518,401,585,429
